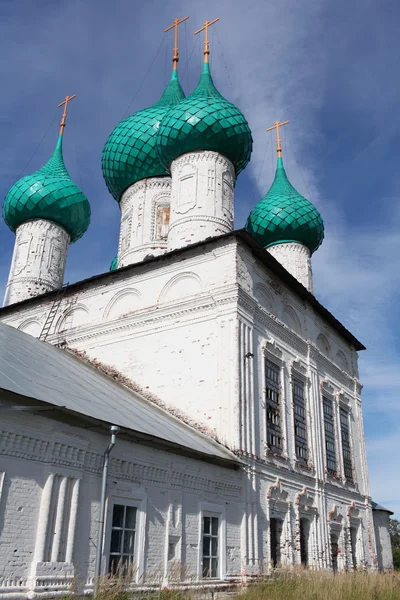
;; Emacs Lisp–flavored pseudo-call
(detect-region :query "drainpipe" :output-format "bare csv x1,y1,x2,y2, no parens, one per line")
93,425,120,597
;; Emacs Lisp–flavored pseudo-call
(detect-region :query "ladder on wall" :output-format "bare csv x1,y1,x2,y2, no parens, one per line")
39,284,69,342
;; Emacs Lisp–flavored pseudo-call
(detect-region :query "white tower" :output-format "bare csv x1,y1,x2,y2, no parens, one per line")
156,19,253,253
245,121,324,293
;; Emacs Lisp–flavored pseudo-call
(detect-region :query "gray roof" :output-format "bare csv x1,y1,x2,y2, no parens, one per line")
371,501,394,515
0,322,239,468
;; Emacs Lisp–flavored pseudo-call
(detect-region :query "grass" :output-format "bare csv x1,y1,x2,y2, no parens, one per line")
234,570,400,600
61,569,400,600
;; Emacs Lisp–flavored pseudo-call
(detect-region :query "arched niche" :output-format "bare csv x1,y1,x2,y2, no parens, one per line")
104,289,142,321
316,333,332,358
281,305,302,335
336,350,349,372
158,272,203,304
255,283,275,313
18,319,41,338
57,306,89,333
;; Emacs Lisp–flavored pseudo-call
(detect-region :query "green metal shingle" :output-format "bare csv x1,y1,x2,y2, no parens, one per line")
245,157,324,253
3,134,91,242
102,70,185,202
156,62,253,176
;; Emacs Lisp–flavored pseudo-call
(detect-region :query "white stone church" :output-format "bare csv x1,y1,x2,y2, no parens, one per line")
0,23,393,598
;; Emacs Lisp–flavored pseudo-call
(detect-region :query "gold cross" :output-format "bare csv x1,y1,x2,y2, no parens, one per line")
58,95,76,135
194,18,220,63
266,120,289,157
164,17,190,70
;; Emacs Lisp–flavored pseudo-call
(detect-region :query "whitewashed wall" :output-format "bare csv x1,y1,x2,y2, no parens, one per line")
0,235,387,575
0,407,243,598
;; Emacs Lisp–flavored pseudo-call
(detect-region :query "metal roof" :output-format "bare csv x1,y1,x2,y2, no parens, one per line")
0,230,365,351
0,322,239,468
371,501,394,515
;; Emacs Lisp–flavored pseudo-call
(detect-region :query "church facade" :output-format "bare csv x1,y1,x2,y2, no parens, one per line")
0,19,393,598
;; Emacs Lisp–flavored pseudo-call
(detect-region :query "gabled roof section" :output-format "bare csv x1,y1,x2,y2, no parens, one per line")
0,322,239,468
0,229,365,351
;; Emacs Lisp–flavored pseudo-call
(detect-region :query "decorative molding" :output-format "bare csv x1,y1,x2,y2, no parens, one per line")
262,337,283,364
291,357,308,378
171,150,233,170
347,501,360,519
328,504,343,524
295,486,318,514
320,378,335,397
266,478,288,502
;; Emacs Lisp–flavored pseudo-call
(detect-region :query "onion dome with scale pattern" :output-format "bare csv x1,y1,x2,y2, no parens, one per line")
245,156,324,253
109,255,118,271
102,69,185,202
156,61,253,176
3,134,90,242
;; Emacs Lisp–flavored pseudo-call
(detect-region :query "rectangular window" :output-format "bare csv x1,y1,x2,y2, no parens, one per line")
293,378,308,464
202,516,219,578
108,504,137,574
323,396,337,475
265,359,282,452
340,407,353,481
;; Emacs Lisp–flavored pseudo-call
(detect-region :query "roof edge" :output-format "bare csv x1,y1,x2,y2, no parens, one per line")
0,229,365,351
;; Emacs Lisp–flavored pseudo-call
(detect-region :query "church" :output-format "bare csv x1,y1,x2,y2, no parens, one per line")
0,17,393,598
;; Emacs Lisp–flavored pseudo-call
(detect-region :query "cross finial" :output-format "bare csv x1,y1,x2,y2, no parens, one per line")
164,16,190,70
58,95,76,136
194,18,220,63
266,120,290,157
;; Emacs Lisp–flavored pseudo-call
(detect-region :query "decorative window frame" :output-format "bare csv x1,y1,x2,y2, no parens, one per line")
320,379,340,480
337,393,356,487
346,502,364,569
294,486,318,567
104,490,147,583
197,502,226,581
266,479,290,568
290,358,312,469
261,339,288,458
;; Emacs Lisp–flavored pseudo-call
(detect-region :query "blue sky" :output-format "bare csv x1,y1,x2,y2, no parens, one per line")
0,0,399,516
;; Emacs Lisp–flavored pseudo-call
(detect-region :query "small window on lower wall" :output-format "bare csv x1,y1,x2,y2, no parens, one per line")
108,504,137,575
202,515,219,578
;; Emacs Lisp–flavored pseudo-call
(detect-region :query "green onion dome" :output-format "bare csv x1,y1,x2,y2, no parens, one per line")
102,70,185,202
245,157,324,253
156,62,253,176
3,134,90,242
109,255,118,271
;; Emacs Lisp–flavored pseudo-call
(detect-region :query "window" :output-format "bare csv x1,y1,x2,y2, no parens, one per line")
202,516,219,578
340,408,353,481
265,359,282,451
108,504,137,574
293,378,308,463
323,396,337,475
270,518,283,567
299,518,309,566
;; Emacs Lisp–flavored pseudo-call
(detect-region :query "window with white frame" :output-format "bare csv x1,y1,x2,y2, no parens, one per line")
108,503,137,574
323,396,337,475
202,515,219,578
292,377,308,464
339,407,353,481
265,358,282,452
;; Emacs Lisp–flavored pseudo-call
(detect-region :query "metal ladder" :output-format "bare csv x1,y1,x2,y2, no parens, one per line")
39,283,69,342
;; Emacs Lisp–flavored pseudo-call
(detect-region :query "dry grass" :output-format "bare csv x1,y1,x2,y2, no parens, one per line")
235,569,400,600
